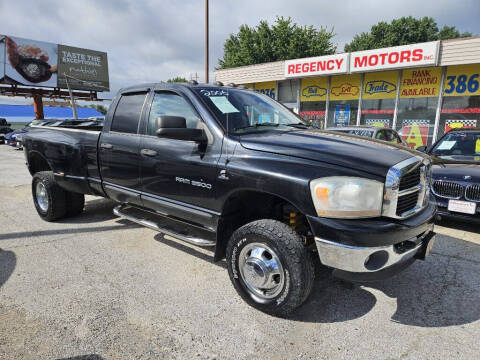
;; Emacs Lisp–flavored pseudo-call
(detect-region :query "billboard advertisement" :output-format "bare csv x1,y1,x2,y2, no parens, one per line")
0,35,108,91
57,45,109,91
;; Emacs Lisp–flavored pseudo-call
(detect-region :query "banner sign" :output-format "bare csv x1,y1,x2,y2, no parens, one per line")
400,119,431,149
400,67,442,98
363,70,398,99
350,41,439,73
330,74,361,100
0,35,109,91
300,77,328,102
443,64,480,97
334,104,351,126
285,53,348,78
366,118,390,127
254,81,276,98
445,119,477,132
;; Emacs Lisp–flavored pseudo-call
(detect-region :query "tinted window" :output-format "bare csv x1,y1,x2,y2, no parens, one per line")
111,93,147,134
147,92,200,135
431,131,480,156
375,130,387,140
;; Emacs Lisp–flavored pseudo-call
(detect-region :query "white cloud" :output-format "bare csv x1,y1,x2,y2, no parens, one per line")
0,0,478,105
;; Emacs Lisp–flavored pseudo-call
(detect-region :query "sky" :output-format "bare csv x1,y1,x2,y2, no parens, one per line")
0,0,479,106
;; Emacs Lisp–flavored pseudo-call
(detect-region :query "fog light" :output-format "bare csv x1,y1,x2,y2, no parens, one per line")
364,250,389,271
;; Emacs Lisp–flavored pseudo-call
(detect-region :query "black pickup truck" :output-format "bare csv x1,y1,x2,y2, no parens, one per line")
23,82,436,315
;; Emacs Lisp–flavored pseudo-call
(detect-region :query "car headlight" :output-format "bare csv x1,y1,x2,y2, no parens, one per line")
310,177,384,218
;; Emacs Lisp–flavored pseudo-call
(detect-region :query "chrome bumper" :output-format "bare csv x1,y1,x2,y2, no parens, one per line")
315,232,435,273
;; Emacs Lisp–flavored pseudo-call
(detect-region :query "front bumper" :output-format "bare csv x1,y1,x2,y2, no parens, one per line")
307,201,437,281
315,230,435,277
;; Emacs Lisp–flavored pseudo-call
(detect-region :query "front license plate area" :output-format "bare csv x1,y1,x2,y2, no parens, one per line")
448,200,476,214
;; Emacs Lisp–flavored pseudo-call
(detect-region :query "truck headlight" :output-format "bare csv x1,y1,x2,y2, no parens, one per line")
310,177,384,218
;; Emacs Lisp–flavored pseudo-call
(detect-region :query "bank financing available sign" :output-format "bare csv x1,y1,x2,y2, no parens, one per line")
0,35,109,91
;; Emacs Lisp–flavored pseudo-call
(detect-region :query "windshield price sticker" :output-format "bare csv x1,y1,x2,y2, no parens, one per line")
209,96,240,114
444,64,480,97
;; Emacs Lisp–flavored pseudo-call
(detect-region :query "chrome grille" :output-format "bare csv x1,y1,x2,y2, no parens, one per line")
399,166,421,191
466,184,480,201
396,191,420,216
432,181,464,199
382,157,430,219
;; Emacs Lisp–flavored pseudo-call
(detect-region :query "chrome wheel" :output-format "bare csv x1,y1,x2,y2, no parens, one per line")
36,182,49,212
238,242,285,302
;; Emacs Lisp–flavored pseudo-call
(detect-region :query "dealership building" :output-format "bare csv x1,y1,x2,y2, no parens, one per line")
214,37,480,148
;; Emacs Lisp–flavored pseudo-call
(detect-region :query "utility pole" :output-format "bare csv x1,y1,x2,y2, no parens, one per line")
205,0,209,84
64,73,78,120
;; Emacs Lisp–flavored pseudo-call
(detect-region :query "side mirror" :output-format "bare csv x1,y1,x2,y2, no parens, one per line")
155,116,207,143
416,146,428,153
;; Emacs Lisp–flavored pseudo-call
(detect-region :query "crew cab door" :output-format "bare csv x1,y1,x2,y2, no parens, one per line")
99,90,149,206
139,90,219,229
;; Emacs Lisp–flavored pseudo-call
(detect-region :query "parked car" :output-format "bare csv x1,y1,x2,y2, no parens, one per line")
326,125,409,147
23,83,436,315
0,118,13,144
418,128,480,221
4,120,53,148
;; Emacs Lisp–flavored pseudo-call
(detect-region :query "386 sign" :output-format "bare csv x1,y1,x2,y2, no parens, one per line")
444,64,480,97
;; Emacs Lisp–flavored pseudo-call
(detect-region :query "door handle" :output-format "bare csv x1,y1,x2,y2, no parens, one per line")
100,143,113,149
140,148,158,157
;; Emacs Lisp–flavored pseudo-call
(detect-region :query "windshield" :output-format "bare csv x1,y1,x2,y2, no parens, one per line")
193,87,307,133
431,131,480,156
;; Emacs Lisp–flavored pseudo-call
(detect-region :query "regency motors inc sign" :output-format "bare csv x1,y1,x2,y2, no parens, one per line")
284,41,439,78
0,35,109,92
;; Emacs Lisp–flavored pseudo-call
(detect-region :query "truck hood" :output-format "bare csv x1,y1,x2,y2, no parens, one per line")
431,155,480,182
239,129,421,177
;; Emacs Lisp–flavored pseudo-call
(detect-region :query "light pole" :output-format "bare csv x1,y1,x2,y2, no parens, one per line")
205,0,209,83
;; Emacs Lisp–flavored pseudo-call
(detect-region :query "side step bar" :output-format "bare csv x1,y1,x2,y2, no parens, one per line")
113,205,215,247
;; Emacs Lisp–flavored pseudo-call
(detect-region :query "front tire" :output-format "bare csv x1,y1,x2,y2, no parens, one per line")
226,219,314,316
32,171,67,221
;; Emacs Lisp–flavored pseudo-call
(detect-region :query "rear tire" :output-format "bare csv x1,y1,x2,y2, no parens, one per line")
32,171,67,221
226,219,314,316
66,192,85,217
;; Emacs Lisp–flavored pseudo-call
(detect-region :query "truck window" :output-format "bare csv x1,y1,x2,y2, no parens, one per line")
111,92,147,134
147,92,200,135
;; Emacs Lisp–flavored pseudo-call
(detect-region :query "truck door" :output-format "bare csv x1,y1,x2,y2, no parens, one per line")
139,90,219,229
99,91,149,206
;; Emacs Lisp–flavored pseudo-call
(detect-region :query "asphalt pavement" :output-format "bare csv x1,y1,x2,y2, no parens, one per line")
0,145,479,360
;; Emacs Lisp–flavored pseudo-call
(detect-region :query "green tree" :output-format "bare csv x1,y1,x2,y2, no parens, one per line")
167,76,188,83
219,17,336,69
345,16,472,52
89,104,107,115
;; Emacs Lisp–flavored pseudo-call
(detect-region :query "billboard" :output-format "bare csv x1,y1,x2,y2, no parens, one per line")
0,35,108,91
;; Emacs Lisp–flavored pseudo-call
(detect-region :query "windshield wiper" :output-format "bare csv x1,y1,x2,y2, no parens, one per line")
285,122,310,129
234,122,280,131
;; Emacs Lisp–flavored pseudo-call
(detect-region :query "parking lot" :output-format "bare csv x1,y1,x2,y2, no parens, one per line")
0,144,479,360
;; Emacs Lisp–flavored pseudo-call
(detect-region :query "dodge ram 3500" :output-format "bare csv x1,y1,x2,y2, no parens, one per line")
23,82,436,315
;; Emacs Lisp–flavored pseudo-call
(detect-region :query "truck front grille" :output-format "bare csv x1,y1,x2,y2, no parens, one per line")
399,166,421,191
396,191,420,216
465,184,480,201
382,157,430,219
432,181,464,199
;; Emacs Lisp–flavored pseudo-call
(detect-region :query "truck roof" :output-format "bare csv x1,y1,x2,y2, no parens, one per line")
118,82,248,94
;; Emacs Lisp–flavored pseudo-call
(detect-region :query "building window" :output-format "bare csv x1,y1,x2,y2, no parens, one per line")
439,64,480,139
278,79,298,110
395,67,441,149
360,70,398,128
327,74,361,127
299,77,327,128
